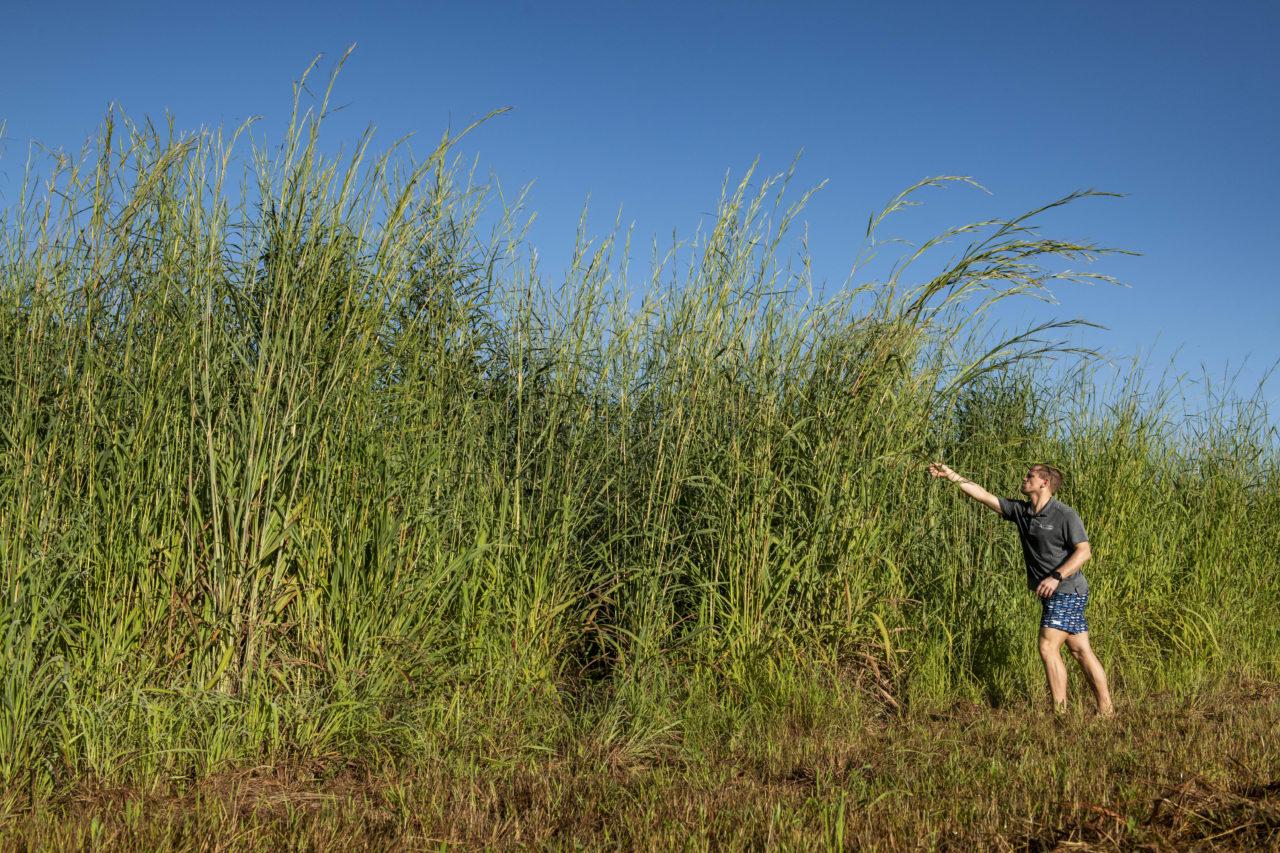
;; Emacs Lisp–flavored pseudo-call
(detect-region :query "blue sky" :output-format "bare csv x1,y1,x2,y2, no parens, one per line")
2,1,1277,417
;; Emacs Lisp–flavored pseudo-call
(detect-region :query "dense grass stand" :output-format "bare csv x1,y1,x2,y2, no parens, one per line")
2,64,1277,847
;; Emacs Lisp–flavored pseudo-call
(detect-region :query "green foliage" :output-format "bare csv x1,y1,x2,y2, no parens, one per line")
0,64,1276,805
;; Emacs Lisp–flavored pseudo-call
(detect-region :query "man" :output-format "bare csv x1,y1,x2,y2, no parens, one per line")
927,461,1114,717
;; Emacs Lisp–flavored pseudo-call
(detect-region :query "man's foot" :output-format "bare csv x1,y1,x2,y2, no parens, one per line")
1096,703,1115,719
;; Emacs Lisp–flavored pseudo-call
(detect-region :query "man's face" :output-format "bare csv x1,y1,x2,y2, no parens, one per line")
1020,469,1045,495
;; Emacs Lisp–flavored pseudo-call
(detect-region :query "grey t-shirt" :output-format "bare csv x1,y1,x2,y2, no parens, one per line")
997,497,1090,595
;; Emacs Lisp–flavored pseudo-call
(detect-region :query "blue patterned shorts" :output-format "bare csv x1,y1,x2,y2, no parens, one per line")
1040,591,1089,634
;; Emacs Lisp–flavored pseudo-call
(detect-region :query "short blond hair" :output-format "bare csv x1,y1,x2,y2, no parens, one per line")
1030,463,1063,494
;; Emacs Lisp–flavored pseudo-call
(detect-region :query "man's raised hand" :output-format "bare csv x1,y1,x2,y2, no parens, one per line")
928,462,956,480
930,464,1002,513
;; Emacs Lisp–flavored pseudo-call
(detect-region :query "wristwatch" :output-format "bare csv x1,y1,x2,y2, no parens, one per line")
1048,570,1063,581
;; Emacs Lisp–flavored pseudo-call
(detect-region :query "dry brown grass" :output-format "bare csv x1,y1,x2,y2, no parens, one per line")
5,679,1276,850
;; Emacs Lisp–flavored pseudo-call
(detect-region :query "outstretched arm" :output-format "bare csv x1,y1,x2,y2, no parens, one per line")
928,462,1003,514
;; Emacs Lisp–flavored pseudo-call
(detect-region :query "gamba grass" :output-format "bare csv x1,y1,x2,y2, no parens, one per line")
1,59,1278,845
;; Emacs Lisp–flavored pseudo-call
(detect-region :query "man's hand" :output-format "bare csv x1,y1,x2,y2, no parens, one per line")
927,462,957,481
1036,576,1060,599
930,462,1003,514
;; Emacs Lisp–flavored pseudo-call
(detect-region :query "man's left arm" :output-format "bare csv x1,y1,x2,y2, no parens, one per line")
1036,509,1091,598
1036,542,1091,598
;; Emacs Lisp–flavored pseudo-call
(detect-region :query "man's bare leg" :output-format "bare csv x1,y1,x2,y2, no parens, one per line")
1038,627,1070,712
1065,631,1114,716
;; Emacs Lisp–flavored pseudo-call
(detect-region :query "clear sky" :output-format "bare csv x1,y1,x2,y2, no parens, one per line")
3,1,1277,418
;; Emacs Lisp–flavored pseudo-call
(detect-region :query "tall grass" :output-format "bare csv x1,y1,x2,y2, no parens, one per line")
1,64,1276,802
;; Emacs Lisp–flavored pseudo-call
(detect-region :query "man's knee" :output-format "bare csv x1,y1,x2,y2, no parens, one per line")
1038,638,1064,658
1065,637,1091,660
